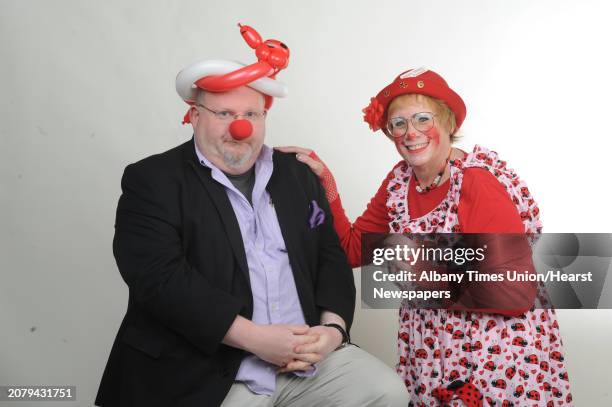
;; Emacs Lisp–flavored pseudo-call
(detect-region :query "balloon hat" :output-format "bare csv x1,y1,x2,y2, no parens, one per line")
176,23,290,140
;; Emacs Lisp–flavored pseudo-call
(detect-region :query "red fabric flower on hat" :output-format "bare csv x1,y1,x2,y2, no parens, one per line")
362,97,384,131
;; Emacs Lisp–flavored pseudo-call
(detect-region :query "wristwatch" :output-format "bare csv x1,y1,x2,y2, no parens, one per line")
323,323,351,350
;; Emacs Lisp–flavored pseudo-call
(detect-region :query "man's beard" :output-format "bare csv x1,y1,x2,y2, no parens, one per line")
220,143,253,169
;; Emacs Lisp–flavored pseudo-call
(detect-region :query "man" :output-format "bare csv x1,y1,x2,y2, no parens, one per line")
95,27,408,407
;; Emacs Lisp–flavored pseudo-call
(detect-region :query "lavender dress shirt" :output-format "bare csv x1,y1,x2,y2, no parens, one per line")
195,142,315,395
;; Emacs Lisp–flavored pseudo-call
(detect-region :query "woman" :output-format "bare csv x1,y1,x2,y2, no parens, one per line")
278,68,572,406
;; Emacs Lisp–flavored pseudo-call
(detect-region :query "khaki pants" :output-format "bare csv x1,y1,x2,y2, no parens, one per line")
220,345,409,407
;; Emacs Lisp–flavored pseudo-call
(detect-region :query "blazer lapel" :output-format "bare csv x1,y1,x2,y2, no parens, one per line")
183,143,250,286
266,154,317,324
266,153,303,273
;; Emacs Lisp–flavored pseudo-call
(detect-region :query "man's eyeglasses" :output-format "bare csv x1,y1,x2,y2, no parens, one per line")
386,112,437,138
195,103,267,122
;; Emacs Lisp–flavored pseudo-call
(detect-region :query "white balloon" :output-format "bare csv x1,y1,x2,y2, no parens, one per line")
175,59,288,103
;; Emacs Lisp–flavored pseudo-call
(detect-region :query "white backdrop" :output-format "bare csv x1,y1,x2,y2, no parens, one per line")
2,0,611,405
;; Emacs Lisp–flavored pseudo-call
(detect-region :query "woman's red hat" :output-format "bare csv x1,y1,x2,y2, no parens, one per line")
362,68,466,134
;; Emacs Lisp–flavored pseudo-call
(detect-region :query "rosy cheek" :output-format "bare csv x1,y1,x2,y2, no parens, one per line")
424,127,440,146
392,136,404,149
390,138,406,156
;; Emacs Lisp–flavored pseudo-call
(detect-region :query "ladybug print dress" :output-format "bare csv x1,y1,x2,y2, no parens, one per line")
387,146,573,406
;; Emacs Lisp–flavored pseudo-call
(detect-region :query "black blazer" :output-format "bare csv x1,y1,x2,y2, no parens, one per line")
95,139,356,407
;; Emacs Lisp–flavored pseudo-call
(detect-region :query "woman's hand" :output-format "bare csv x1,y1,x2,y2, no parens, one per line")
275,146,325,176
275,146,339,203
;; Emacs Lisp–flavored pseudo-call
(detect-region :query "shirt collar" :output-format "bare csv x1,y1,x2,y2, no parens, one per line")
193,137,274,204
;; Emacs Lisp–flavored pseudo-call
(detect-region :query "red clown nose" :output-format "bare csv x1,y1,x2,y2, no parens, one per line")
229,119,253,140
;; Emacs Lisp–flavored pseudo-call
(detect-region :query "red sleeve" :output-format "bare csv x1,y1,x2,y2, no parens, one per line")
455,168,537,316
329,165,399,267
458,168,525,233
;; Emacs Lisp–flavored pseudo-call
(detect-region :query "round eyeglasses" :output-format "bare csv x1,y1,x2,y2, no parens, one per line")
386,112,437,138
195,103,267,122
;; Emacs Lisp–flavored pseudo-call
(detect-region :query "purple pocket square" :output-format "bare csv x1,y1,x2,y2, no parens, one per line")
309,200,325,228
